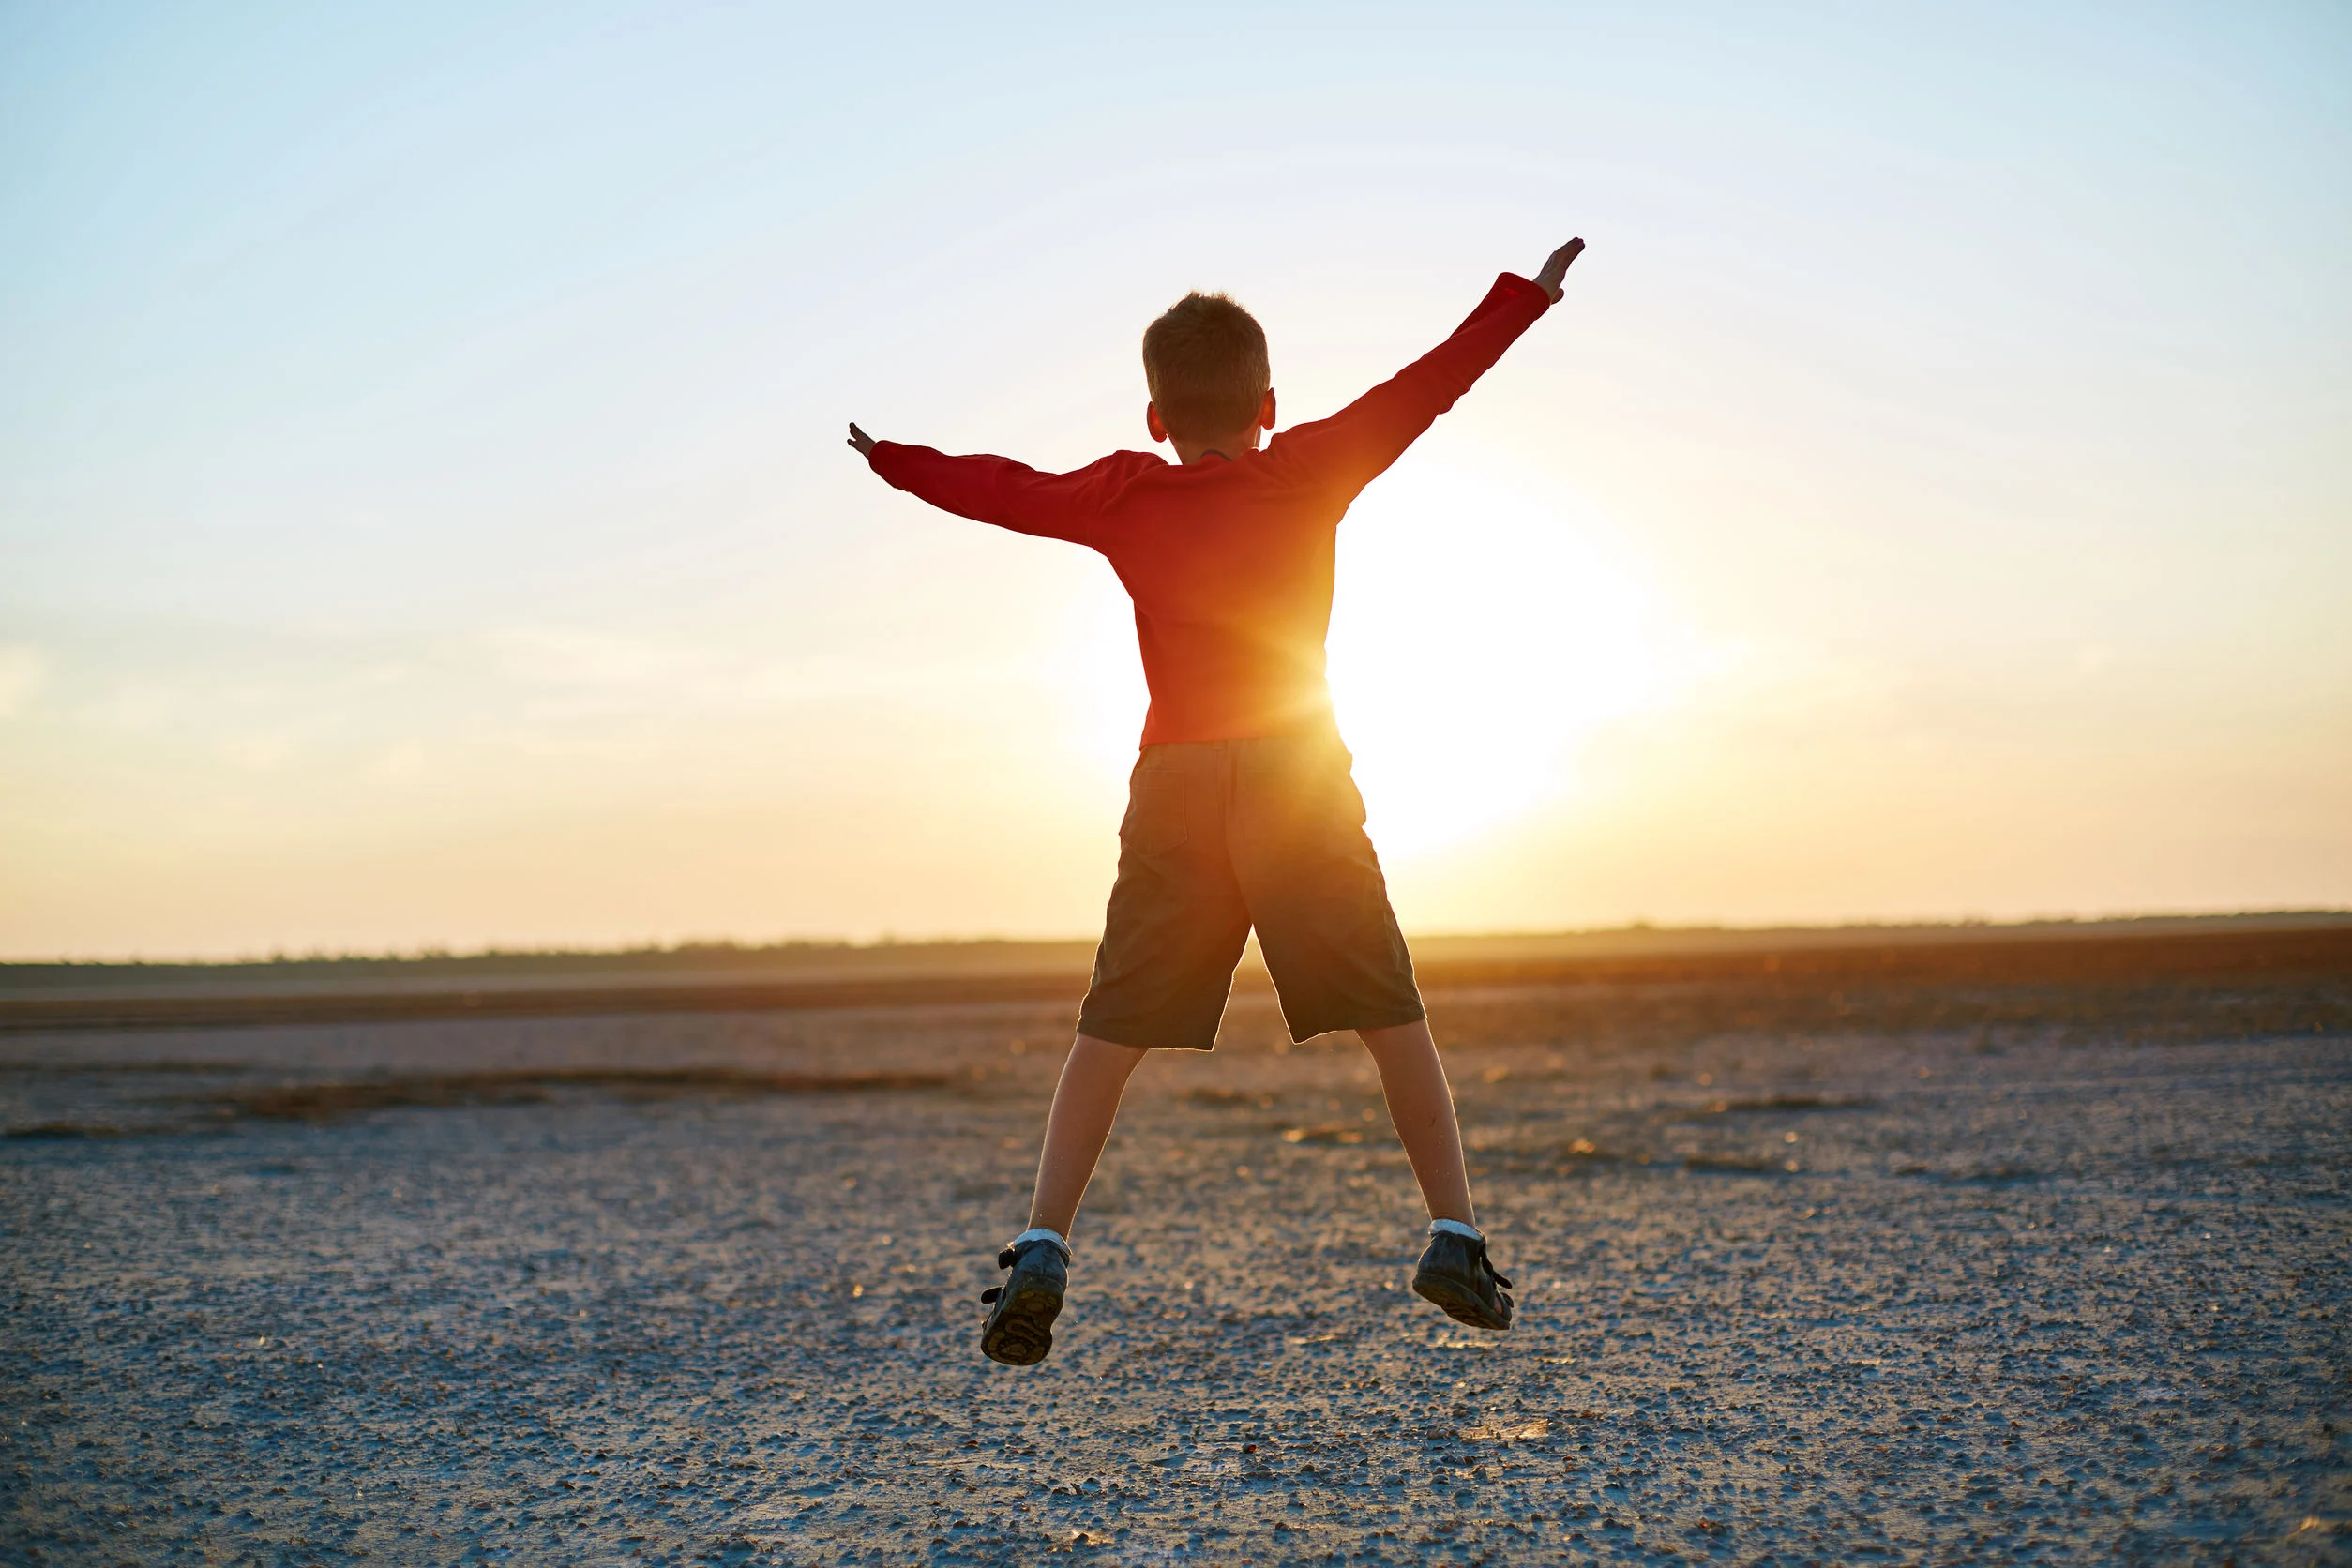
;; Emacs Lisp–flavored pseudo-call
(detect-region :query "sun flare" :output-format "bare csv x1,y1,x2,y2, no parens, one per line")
1063,460,1680,861
1326,461,1673,858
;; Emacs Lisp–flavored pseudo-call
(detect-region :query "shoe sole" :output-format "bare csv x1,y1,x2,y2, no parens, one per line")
980,1280,1063,1366
1412,1269,1511,1332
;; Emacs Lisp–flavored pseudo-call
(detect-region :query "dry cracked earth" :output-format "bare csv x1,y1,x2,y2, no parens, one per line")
4,972,2348,1566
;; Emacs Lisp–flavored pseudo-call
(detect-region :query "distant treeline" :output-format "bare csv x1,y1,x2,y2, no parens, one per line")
5,917,2348,1035
5,912,2346,993
0,936,1098,991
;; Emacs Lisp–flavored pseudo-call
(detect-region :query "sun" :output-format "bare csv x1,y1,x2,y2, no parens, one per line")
1325,460,1672,859
1057,457,1679,857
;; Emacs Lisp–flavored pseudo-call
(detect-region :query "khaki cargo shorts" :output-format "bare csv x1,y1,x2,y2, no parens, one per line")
1076,725,1426,1051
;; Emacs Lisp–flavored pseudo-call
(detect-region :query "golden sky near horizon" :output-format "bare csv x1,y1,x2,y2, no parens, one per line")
2,5,2347,958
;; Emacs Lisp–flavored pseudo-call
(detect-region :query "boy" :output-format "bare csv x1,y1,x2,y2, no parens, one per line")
848,236,1585,1366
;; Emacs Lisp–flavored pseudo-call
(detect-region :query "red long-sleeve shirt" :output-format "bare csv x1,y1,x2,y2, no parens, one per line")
868,272,1552,746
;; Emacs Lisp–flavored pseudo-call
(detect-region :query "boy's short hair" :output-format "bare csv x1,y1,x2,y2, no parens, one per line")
1142,292,1270,439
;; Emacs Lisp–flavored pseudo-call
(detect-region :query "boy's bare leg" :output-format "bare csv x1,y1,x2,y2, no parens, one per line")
1025,1034,1149,1238
1359,1018,1476,1226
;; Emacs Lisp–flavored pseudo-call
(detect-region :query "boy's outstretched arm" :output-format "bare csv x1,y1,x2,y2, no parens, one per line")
1274,236,1584,495
845,421,1119,548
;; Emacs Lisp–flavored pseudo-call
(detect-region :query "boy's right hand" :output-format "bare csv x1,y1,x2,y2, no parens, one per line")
1532,238,1585,303
846,422,877,458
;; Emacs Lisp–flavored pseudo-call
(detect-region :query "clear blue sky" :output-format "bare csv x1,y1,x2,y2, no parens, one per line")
3,3,2347,957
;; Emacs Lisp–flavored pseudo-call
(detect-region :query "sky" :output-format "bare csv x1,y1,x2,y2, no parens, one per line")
2,2,2347,959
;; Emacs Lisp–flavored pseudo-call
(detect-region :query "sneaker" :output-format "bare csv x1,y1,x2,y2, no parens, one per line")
979,1234,1068,1366
1411,1228,1514,1331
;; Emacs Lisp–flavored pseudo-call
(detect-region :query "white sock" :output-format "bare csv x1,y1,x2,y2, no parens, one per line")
1009,1227,1070,1259
1427,1217,1484,1242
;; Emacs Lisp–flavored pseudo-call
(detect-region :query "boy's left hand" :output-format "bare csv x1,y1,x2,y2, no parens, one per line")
1533,238,1585,303
846,422,877,457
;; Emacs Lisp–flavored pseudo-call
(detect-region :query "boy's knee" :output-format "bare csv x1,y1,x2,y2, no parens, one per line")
1072,1033,1151,1071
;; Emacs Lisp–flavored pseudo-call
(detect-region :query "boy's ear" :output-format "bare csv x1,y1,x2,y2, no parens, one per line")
1145,403,1169,445
1258,387,1276,431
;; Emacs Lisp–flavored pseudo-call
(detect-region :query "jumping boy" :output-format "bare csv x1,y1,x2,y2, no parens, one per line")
848,236,1585,1366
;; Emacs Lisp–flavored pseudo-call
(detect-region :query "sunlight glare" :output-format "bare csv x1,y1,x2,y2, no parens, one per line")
1327,462,1672,859
1059,460,1678,860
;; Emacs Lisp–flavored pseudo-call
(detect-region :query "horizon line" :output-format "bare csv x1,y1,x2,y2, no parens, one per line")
8,907,2348,971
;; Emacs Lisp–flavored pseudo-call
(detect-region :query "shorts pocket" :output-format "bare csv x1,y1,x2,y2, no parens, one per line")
1119,765,1190,857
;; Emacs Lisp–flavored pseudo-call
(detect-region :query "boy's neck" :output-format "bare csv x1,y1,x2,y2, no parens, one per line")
1171,428,1262,466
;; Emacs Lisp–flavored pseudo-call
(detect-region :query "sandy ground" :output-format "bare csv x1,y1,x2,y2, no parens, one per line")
4,976,2348,1565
